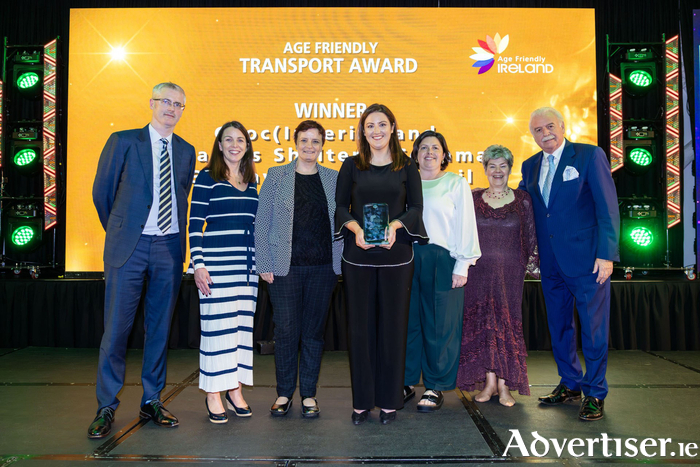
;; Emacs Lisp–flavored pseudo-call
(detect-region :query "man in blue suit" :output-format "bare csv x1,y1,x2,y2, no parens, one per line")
88,82,196,438
518,107,619,421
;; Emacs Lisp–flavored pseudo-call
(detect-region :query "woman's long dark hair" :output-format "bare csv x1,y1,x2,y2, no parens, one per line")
355,103,407,172
208,121,256,184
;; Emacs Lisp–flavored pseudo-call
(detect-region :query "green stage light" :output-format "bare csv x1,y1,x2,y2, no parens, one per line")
628,148,652,167
14,148,37,166
17,72,40,90
629,227,653,247
11,225,36,246
628,70,653,87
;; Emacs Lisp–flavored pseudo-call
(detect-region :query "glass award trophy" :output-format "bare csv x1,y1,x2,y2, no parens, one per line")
363,203,389,245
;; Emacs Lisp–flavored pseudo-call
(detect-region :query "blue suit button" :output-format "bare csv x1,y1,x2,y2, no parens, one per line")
147,205,151,209
546,214,550,217
550,234,553,238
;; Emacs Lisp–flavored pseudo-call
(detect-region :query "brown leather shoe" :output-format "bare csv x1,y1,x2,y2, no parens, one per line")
579,396,604,421
139,401,179,427
87,407,114,439
538,383,582,405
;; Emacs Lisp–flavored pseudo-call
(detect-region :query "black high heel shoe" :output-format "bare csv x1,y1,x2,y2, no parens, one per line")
351,409,369,425
205,397,228,424
225,391,252,417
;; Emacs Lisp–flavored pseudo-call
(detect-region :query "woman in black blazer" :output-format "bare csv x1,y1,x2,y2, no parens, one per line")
255,120,341,418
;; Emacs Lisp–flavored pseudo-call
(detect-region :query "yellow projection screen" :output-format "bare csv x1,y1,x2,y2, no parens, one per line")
66,7,597,272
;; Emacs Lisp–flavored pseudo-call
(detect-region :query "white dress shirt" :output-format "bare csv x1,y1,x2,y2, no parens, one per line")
143,124,179,235
537,140,566,195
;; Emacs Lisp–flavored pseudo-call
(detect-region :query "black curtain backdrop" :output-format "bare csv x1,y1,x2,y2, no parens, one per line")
0,0,695,274
2,278,699,351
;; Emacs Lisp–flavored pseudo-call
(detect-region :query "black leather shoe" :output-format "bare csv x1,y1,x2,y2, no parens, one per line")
205,397,228,424
417,389,444,412
380,410,396,425
351,410,369,425
538,383,582,405
87,407,114,439
403,385,416,404
579,396,604,421
225,391,252,417
301,397,320,418
270,397,293,417
139,401,179,427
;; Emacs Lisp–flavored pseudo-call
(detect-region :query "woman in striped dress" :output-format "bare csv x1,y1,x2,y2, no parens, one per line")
189,120,258,423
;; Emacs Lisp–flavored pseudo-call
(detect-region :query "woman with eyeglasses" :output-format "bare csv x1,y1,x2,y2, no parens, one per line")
403,131,481,412
335,103,428,425
189,120,258,423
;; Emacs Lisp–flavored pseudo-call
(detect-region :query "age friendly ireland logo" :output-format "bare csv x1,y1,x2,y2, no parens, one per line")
470,33,509,74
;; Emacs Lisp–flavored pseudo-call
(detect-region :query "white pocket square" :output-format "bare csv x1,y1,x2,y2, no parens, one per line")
563,166,579,181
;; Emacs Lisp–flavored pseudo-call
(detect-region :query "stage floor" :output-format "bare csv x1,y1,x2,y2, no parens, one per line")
1,348,699,465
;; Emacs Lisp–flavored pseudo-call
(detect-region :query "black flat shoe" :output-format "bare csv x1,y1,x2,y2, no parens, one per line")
225,391,252,417
270,397,293,417
351,410,369,425
417,389,444,412
538,383,582,405
301,397,320,418
205,397,228,424
87,407,114,439
139,401,179,427
380,410,396,425
403,385,416,404
579,396,604,421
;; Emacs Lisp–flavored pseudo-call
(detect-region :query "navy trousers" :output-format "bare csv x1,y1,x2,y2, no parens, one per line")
404,244,465,391
268,264,337,398
541,259,611,400
96,234,182,412
342,260,414,410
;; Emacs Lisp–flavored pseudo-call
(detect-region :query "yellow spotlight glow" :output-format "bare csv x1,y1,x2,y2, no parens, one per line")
506,117,514,124
110,47,126,61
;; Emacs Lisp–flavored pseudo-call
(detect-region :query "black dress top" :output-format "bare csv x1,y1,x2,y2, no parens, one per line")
335,155,428,267
291,172,333,266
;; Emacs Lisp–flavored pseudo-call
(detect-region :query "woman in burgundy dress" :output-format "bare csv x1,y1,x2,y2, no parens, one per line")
456,144,539,406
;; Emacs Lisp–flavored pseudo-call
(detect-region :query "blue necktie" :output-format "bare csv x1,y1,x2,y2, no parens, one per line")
542,154,555,207
157,138,172,233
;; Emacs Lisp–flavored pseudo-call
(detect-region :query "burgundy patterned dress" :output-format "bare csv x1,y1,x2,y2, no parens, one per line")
456,188,539,395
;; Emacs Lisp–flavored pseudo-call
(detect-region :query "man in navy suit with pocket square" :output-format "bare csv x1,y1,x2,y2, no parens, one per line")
88,82,196,438
518,107,619,421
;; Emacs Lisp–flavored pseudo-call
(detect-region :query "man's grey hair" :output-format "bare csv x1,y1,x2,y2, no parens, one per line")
152,82,186,102
529,107,564,132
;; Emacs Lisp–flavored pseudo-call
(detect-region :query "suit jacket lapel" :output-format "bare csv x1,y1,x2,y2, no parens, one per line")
137,125,153,194
171,134,186,198
548,140,575,206
282,161,296,210
531,152,546,206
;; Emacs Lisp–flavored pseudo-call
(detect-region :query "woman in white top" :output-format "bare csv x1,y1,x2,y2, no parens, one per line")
403,130,481,411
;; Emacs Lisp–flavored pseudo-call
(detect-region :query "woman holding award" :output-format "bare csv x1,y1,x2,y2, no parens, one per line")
335,103,428,425
255,120,341,418
403,131,481,411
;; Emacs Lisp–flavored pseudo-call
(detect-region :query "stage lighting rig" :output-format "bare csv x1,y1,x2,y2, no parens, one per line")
623,125,657,176
620,48,657,97
619,199,665,268
4,203,43,252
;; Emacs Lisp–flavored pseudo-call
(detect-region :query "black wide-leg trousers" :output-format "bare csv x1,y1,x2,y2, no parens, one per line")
342,260,414,410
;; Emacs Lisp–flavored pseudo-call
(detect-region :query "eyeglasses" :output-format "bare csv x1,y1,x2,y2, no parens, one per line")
153,98,185,110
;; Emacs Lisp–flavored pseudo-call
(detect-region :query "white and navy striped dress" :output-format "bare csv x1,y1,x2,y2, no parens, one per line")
189,169,258,393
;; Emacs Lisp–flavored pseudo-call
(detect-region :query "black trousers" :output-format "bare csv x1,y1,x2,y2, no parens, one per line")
342,260,414,410
268,264,338,398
